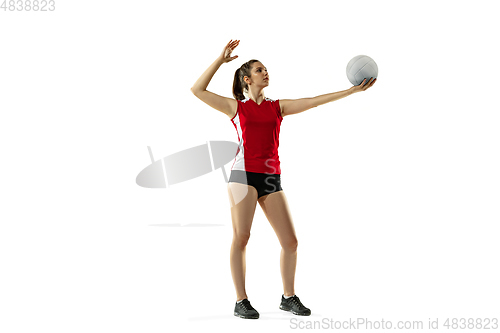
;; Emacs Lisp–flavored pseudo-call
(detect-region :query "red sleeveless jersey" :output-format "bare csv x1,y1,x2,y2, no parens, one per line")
230,97,283,174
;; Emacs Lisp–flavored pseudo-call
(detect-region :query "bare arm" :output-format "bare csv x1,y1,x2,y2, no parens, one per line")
191,40,240,118
280,78,376,117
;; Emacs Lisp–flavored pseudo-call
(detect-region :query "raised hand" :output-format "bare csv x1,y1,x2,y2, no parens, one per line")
219,39,240,63
351,77,377,93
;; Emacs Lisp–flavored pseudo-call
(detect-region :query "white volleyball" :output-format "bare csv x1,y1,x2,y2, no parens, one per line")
346,55,378,86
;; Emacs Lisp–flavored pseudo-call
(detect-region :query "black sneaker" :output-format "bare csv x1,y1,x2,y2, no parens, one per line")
280,295,311,316
234,299,259,319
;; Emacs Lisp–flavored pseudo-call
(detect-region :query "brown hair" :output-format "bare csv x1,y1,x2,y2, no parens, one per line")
232,59,260,100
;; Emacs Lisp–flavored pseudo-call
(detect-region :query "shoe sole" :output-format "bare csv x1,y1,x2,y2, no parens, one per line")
234,312,259,319
280,305,311,316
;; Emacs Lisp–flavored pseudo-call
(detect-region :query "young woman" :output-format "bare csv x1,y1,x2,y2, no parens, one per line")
191,39,376,319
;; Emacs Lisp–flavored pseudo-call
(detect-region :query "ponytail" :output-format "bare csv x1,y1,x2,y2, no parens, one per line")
232,68,245,101
232,59,260,100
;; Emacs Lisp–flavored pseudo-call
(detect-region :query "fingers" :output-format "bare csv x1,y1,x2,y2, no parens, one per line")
353,77,377,92
226,55,238,62
366,77,376,89
361,77,376,90
228,39,240,49
220,40,240,63
363,78,371,89
224,40,240,61
225,40,239,53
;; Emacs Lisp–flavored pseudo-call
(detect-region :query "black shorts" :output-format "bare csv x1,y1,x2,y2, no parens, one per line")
228,170,283,199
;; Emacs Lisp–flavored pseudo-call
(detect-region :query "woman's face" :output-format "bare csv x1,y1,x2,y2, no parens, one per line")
246,62,269,87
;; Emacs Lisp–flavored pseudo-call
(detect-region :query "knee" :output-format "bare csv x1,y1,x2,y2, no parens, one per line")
283,237,298,252
232,231,251,249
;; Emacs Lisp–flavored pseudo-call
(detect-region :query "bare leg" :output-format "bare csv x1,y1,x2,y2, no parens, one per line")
227,182,258,301
280,247,297,296
258,191,298,296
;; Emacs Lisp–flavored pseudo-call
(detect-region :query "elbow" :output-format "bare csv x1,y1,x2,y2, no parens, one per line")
191,87,203,96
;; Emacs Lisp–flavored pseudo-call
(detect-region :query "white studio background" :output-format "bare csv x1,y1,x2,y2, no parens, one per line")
1,1,499,332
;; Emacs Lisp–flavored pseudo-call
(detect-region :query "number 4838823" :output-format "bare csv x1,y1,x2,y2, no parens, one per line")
1,0,56,11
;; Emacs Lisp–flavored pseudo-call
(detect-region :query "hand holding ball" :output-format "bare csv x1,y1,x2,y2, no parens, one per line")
346,55,378,90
